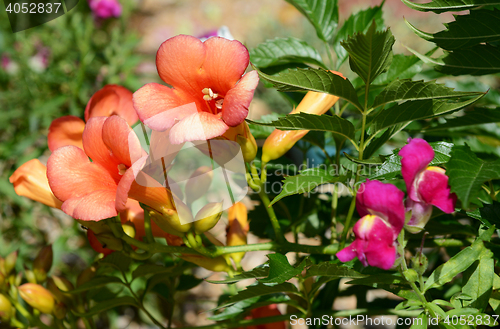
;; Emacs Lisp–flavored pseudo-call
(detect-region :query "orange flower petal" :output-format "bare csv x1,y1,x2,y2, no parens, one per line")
169,111,229,144
47,146,118,220
48,116,85,152
9,159,62,209
85,85,138,126
221,70,259,127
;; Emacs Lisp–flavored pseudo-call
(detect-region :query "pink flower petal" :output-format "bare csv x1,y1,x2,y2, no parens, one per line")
405,199,433,233
133,83,198,131
169,112,229,144
356,180,405,235
399,138,435,201
48,116,85,151
85,85,138,125
336,239,363,264
221,70,259,127
102,115,144,166
418,168,457,213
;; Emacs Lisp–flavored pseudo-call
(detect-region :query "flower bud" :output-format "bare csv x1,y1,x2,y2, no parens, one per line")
122,221,136,239
185,166,213,205
193,202,223,234
262,78,342,163
4,251,18,275
18,283,55,314
47,276,74,306
405,199,433,234
77,266,96,287
181,255,231,272
226,202,249,264
33,245,53,283
0,294,12,321
25,268,37,284
150,201,192,236
221,122,257,163
411,252,428,276
403,269,418,283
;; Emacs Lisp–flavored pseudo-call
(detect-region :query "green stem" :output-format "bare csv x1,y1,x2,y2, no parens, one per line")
330,185,339,244
258,188,286,244
10,297,53,329
143,209,155,244
339,194,356,249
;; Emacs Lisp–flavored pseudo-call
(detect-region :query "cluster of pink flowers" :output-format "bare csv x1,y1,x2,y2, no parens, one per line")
337,138,457,270
88,0,122,19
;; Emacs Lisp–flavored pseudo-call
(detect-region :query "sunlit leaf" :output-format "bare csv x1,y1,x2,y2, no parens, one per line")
259,253,306,284
401,0,500,12
285,0,338,42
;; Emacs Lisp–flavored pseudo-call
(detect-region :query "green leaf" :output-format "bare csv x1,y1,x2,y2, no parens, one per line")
410,313,427,329
369,94,484,135
304,261,366,279
177,274,203,291
424,237,489,292
250,37,326,68
206,266,269,284
259,254,306,284
69,276,125,294
405,10,500,50
254,67,363,111
341,22,395,85
424,108,500,131
333,4,384,66
75,296,138,317
401,0,500,13
364,123,408,159
270,167,347,206
373,54,422,85
247,112,355,143
347,273,410,287
462,257,494,311
344,153,384,165
285,0,338,42
408,44,500,76
372,79,482,108
370,141,453,180
467,201,500,227
248,113,286,139
447,144,500,208
215,282,302,310
132,264,187,280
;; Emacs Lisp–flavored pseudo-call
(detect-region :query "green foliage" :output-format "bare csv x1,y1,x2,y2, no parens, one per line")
285,0,338,42
401,0,500,12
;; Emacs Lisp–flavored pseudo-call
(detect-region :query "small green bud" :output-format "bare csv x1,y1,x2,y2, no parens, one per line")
122,222,136,239
411,252,429,276
25,268,37,284
0,294,12,321
193,202,223,234
18,283,55,314
4,251,18,275
403,269,418,283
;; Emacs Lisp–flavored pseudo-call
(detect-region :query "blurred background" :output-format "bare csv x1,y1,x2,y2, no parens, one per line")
0,0,471,327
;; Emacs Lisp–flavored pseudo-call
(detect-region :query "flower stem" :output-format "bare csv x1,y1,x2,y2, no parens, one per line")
258,187,286,244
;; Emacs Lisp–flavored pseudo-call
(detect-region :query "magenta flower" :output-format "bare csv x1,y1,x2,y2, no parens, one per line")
399,138,456,233
336,180,405,270
88,0,122,19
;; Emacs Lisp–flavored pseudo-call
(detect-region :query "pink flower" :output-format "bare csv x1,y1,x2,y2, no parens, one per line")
399,138,456,232
88,0,122,19
133,35,259,144
337,180,405,270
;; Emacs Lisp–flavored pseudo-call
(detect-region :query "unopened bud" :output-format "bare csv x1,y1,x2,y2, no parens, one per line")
0,294,12,321
47,276,74,305
193,202,223,234
25,268,37,284
228,202,249,232
411,252,429,276
151,201,192,236
122,221,136,239
33,245,53,283
77,266,96,287
181,255,231,272
18,283,55,314
403,269,418,283
185,166,213,205
226,220,247,264
236,122,258,163
4,251,18,275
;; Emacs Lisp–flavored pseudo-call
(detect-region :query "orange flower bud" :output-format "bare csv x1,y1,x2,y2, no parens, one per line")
4,251,18,275
193,202,223,234
0,294,12,321
262,72,344,163
9,159,62,209
181,255,231,272
222,122,258,163
226,202,249,264
33,245,53,283
18,283,55,314
228,202,249,231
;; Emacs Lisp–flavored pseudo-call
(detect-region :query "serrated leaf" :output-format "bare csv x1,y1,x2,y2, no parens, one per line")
247,112,355,143
248,113,286,139
408,44,500,76
215,282,302,310
304,261,367,278
344,153,384,165
270,167,347,205
370,94,484,135
206,266,269,284
401,0,500,13
75,296,138,317
364,123,408,159
333,4,384,66
424,108,500,131
285,0,338,42
373,54,422,85
341,22,395,85
254,67,363,111
447,144,500,208
405,10,500,50
467,201,500,227
370,141,453,180
69,276,125,294
372,79,482,108
250,37,326,68
462,257,494,311
259,254,306,284
424,236,489,292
